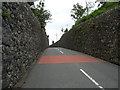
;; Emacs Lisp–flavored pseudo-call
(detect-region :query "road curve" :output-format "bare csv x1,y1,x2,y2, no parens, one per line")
22,47,118,89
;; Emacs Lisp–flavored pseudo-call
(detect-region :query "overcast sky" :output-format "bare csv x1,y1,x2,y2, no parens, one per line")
35,0,98,45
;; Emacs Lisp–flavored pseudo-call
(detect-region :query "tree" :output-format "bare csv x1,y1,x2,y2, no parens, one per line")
27,2,34,6
61,28,64,32
52,41,54,44
64,28,68,33
31,0,52,29
71,3,86,21
95,0,106,7
85,1,95,15
47,35,49,38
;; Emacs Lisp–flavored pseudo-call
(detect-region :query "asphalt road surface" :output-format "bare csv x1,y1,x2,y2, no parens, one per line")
22,47,118,89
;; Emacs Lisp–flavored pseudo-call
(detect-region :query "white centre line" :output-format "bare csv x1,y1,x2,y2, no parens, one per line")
59,50,64,54
55,48,64,54
56,48,59,51
80,69,105,90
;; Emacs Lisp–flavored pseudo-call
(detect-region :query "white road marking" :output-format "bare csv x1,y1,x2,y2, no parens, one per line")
80,69,104,90
59,51,64,54
55,48,59,51
55,48,64,54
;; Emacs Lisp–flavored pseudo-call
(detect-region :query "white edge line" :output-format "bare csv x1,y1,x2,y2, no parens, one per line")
80,69,104,90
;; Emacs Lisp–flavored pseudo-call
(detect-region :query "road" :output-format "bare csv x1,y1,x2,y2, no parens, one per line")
22,47,118,89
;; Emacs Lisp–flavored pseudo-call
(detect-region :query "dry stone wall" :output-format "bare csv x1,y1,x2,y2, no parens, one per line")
2,2,49,88
51,6,120,65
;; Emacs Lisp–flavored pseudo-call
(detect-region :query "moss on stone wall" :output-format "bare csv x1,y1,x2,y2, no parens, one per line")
2,10,11,19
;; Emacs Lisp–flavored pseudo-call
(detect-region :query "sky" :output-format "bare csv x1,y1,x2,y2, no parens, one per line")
34,0,99,45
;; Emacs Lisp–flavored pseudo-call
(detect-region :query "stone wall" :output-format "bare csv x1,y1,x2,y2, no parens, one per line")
51,6,119,65
2,2,49,88
0,2,2,90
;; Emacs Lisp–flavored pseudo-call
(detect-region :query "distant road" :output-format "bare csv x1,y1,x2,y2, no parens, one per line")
22,47,118,89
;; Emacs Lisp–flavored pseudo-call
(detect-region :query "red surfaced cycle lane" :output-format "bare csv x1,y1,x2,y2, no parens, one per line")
38,55,105,64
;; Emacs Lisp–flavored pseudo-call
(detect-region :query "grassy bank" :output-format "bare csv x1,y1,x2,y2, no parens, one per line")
75,2,119,26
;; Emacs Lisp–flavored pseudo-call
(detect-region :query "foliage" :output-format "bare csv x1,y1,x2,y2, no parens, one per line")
31,0,52,29
64,28,68,33
71,3,86,21
2,10,11,19
27,2,34,6
85,1,95,15
52,41,54,44
75,2,119,26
